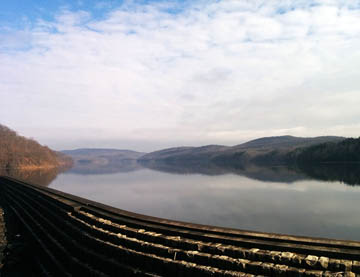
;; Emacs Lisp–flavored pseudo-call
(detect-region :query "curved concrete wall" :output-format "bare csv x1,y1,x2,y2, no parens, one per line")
1,176,359,276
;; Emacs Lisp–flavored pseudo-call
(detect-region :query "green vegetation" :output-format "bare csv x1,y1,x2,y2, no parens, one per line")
0,124,72,171
140,136,347,166
294,137,360,163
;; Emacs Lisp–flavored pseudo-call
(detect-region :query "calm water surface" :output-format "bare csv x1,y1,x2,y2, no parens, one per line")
47,165,360,241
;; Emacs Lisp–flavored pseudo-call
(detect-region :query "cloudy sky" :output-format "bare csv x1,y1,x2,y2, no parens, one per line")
1,0,360,151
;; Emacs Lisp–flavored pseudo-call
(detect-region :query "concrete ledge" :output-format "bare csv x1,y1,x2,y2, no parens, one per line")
1,176,359,276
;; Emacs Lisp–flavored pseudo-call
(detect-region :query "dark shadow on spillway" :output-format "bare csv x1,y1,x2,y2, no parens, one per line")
1,176,360,276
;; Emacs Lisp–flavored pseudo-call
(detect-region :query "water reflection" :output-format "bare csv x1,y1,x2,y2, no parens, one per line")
139,160,360,186
66,159,143,175
3,160,360,188
0,167,60,186
49,167,360,241
139,160,310,183
298,163,360,186
3,160,360,240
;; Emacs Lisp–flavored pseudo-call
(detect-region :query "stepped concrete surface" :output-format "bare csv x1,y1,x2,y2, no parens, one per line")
0,176,359,276
0,205,6,272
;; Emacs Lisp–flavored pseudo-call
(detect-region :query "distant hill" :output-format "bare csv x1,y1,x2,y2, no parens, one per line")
62,148,145,159
214,135,346,165
232,135,345,150
62,148,146,175
0,124,72,171
63,136,360,185
139,136,346,165
140,145,229,162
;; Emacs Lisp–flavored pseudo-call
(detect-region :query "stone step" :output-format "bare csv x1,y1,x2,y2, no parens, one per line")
0,205,6,271
9,180,360,262
72,210,356,274
4,186,254,277
5,180,354,277
8,177,360,253
2,176,359,276
4,188,158,277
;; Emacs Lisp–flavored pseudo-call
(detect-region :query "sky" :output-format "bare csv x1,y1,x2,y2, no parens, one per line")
1,0,360,152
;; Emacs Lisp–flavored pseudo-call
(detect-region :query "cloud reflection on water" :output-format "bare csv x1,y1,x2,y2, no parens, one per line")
48,162,360,241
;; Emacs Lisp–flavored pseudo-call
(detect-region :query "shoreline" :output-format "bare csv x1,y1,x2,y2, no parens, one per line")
0,165,58,171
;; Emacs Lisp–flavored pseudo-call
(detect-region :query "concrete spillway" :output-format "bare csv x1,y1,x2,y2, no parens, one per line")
0,176,359,276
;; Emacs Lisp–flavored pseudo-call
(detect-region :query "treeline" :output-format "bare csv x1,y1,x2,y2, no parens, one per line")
0,124,72,171
213,137,360,167
294,137,360,163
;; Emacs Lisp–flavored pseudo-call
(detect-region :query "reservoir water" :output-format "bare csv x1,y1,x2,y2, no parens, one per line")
45,163,360,241
5,162,360,241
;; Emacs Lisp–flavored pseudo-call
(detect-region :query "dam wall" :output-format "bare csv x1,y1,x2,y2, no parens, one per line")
0,176,359,276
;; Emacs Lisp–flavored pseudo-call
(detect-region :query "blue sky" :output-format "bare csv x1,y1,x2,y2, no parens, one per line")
0,0,188,30
1,0,360,151
1,0,87,29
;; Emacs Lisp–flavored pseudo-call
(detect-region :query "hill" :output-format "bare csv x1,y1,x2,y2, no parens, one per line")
62,148,145,159
214,136,345,165
61,148,146,175
0,124,72,171
294,137,360,163
139,145,229,162
232,135,345,150
139,136,345,165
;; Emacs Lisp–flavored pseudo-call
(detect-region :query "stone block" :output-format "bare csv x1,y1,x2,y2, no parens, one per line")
273,264,288,276
237,259,249,271
246,261,263,275
223,270,246,277
269,251,282,262
352,261,360,273
287,266,306,277
303,269,323,276
292,254,306,266
305,255,319,268
280,252,295,264
319,256,329,270
248,248,260,259
340,259,353,272
329,259,342,271
261,263,273,276
253,249,267,261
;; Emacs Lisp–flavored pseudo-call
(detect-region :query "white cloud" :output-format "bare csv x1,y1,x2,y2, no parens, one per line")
1,0,360,151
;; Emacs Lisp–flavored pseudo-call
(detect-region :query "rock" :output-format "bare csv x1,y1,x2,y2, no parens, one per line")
305,255,319,267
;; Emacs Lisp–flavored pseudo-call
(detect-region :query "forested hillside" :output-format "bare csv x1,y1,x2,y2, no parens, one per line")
0,124,72,170
294,137,360,163
139,136,346,166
